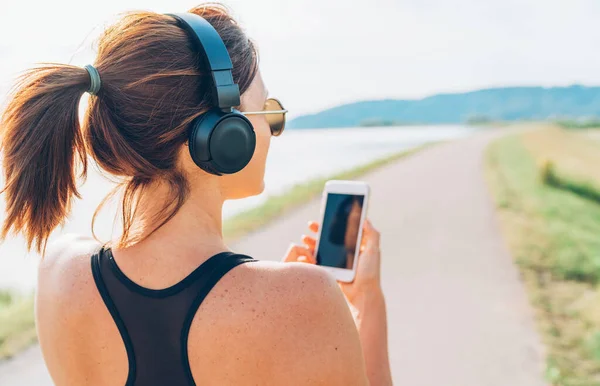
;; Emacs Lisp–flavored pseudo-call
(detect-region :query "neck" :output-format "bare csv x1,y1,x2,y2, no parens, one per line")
117,176,229,262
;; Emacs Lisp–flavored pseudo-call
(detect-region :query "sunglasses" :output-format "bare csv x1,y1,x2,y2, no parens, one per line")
241,98,287,137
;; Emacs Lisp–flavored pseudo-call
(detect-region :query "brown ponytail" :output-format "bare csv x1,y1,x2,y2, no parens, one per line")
1,5,258,254
1,65,90,253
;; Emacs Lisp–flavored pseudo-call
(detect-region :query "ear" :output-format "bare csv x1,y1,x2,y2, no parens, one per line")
176,143,196,174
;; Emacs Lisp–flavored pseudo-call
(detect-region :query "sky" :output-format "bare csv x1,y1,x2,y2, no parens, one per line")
0,0,599,117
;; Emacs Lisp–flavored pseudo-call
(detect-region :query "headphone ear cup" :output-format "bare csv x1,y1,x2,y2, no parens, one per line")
188,110,255,175
188,110,223,175
209,113,255,174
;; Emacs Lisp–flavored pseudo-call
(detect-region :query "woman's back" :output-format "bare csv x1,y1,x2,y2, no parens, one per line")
36,236,367,385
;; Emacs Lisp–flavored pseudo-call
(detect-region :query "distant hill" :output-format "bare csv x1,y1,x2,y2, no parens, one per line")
287,85,600,129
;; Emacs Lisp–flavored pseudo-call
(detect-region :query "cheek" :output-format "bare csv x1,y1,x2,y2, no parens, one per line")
253,119,271,163
221,118,270,197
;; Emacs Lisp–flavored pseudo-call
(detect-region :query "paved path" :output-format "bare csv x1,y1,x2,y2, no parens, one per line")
0,129,546,385
586,129,600,141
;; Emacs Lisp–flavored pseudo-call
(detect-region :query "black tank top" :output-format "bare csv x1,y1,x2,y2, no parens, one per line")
91,246,257,386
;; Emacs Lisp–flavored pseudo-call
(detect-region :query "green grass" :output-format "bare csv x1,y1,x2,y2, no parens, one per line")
0,290,36,360
485,130,600,385
0,144,431,360
541,161,600,208
556,119,600,130
223,145,428,241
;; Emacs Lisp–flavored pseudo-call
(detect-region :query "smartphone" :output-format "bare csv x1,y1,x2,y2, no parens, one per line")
314,180,370,283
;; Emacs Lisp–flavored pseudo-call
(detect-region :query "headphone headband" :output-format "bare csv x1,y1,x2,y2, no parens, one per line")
167,13,240,110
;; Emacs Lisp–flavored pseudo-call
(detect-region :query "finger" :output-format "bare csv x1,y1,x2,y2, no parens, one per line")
364,219,380,239
297,255,315,264
283,243,309,262
295,244,317,264
302,236,317,258
283,243,300,262
296,254,317,264
302,235,316,248
292,244,313,257
363,219,381,248
308,221,319,233
285,244,316,264
360,229,368,249
298,247,317,264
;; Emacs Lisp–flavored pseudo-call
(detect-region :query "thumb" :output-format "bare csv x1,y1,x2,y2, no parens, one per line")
363,219,381,249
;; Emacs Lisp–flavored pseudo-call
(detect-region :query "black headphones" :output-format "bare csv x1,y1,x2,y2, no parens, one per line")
167,12,256,175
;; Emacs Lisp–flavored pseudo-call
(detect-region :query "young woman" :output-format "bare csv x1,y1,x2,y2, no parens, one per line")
0,5,392,385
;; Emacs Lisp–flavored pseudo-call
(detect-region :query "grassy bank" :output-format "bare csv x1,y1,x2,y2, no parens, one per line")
556,119,600,130
0,290,36,360
0,143,431,360
485,125,600,385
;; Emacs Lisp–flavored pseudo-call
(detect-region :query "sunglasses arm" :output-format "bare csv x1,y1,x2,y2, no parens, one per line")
241,109,288,116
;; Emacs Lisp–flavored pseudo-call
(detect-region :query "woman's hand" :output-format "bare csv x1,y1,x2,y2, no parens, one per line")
298,219,391,386
300,219,383,304
339,219,382,303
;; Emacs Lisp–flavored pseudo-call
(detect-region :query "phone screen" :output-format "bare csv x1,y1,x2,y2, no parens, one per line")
317,193,365,269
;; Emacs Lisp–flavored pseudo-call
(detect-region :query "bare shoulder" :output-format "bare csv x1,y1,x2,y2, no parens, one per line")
207,259,349,325
36,234,117,386
41,233,100,270
190,260,369,385
38,234,101,310
248,260,346,317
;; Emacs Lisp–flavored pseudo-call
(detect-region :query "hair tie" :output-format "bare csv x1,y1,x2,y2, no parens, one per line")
84,64,102,95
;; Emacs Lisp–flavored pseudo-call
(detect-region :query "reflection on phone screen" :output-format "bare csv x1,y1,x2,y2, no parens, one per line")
317,193,365,269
